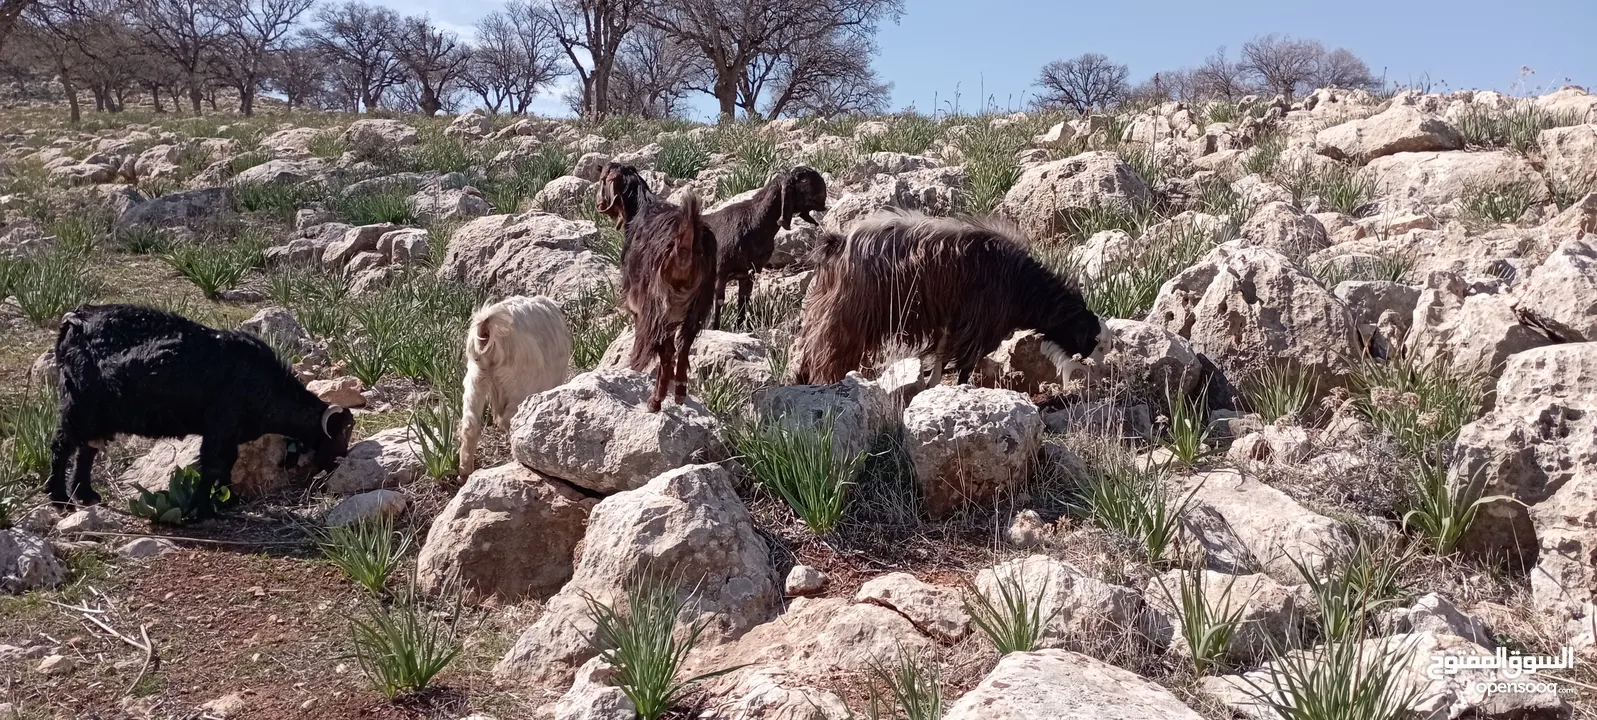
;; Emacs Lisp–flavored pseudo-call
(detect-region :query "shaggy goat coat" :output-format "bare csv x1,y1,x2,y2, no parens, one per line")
703,166,829,330
49,304,354,510
621,189,717,412
457,295,573,479
792,211,1109,386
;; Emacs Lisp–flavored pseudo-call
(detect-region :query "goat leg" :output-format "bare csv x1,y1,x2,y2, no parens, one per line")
736,276,753,330
673,335,692,406
47,429,75,509
711,277,728,331
68,444,101,507
648,338,674,413
196,437,238,519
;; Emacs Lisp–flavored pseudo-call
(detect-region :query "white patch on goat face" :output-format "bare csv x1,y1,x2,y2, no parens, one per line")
1040,340,1084,384
1088,317,1112,363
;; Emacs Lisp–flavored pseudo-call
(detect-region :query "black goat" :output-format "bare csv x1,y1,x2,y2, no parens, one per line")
620,187,717,412
48,304,355,512
703,166,828,330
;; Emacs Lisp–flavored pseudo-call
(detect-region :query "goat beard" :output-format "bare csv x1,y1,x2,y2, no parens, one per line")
1040,320,1112,388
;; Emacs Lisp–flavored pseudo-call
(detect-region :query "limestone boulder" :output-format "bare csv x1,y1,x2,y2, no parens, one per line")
120,434,314,498
534,176,594,216
1537,123,1597,194
975,555,1149,648
1090,319,1205,399
509,370,723,494
751,373,896,466
1314,104,1464,164
703,667,851,720
823,168,967,234
944,650,1205,720
0,529,67,594
1404,272,1552,382
1517,234,1597,342
1239,201,1330,259
116,187,231,229
999,151,1152,239
1146,570,1309,663
416,463,594,602
342,119,418,152
436,212,618,303
323,427,425,494
686,597,934,685
1178,470,1355,582
902,386,1042,519
1360,150,1545,211
855,572,970,643
494,464,780,685
599,330,773,390
408,187,492,224
324,489,407,527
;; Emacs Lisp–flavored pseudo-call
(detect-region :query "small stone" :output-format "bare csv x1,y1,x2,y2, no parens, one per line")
36,654,73,675
1008,509,1049,548
307,376,367,408
56,506,119,535
324,489,408,527
785,565,828,596
199,692,249,718
116,538,179,559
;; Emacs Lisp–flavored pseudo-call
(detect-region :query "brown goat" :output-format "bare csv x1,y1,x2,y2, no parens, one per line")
703,166,828,330
595,162,658,231
620,187,717,412
792,210,1109,386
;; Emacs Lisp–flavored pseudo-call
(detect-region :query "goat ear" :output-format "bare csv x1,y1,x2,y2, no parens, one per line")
778,176,793,230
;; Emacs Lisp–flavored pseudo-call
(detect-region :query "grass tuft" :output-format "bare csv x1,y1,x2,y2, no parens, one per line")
730,415,863,535
964,560,1057,654
1159,566,1246,675
1072,442,1190,565
1242,364,1317,424
1351,353,1482,458
320,515,412,596
162,240,265,300
350,587,461,698
584,575,739,720
1461,181,1539,225
655,133,715,180
866,651,943,720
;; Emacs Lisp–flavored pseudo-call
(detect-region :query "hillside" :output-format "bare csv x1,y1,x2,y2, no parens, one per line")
1,85,1596,719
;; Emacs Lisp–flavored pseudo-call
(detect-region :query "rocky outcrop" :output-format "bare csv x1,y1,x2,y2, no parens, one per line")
1179,470,1355,582
999,151,1151,239
944,650,1204,720
0,529,67,594
435,212,618,303
1517,234,1597,341
902,386,1043,519
1315,105,1464,164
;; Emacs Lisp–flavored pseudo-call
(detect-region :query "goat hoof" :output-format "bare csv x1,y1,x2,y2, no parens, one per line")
646,399,663,413
71,489,102,507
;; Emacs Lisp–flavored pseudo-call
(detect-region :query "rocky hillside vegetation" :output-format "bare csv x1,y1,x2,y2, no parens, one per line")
1,84,1596,719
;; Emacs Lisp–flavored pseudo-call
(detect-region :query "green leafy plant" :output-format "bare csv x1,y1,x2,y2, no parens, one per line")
350,587,461,697
0,386,58,482
583,576,742,720
1159,566,1246,675
129,466,231,524
1402,460,1517,555
858,114,940,155
866,650,944,720
564,284,628,372
1058,200,1153,242
1461,181,1539,225
964,560,1058,654
804,147,858,176
1160,384,1214,468
1309,251,1413,288
330,187,417,226
730,415,864,535
13,250,98,327
232,180,324,219
655,133,715,180
1291,538,1413,643
953,123,1029,213
1243,132,1285,176
162,240,265,299
1312,162,1375,216
1244,629,1420,720
409,399,460,480
320,515,413,595
1073,445,1191,565
1352,353,1482,457
307,132,347,159
1242,364,1317,424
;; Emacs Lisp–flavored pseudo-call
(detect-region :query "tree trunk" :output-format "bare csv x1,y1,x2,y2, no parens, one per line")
714,71,738,122
63,75,80,123
239,85,255,116
188,83,202,115
91,84,105,112
149,85,164,112
419,86,439,116
591,60,611,119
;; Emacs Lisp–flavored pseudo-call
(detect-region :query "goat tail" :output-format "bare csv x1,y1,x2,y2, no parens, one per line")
675,190,701,256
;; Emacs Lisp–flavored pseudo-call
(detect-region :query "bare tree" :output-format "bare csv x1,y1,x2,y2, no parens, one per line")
1240,33,1325,99
266,43,323,109
211,0,313,115
1194,46,1252,100
749,29,886,118
643,0,902,121
599,24,692,117
1,0,43,55
391,15,470,116
538,0,640,119
1032,52,1128,113
1312,47,1377,91
465,1,564,114
125,0,227,113
304,1,402,111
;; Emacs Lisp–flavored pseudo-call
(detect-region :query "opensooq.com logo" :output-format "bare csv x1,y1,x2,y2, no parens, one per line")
1427,646,1579,698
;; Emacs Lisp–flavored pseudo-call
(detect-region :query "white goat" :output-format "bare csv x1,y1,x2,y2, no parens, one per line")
458,295,573,479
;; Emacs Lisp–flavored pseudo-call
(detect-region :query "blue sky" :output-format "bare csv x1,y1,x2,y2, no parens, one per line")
387,0,1596,120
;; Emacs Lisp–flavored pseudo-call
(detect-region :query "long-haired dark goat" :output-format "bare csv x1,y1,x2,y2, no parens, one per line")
703,166,828,330
595,162,658,231
620,188,717,412
791,211,1110,386
47,304,355,511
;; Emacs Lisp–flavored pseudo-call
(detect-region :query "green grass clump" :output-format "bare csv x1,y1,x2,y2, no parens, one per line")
803,146,859,176
1308,251,1413,288
329,187,417,226
1314,162,1375,216
564,285,628,372
407,132,477,175
1159,566,1246,675
1351,354,1482,457
1071,220,1222,320
1402,460,1514,555
47,212,110,256
584,576,738,720
866,652,943,720
1244,628,1420,720
350,589,461,698
1242,364,1317,424
730,415,864,535
1461,181,1539,225
1072,443,1190,565
655,133,714,180
716,128,787,199
1454,104,1584,153
858,114,941,155
1057,200,1155,242
162,240,265,299
307,132,347,159
954,123,1029,213
13,250,99,327
480,146,575,213
1243,132,1285,176
232,180,325,220
0,386,58,486
227,151,270,176
964,559,1058,654
320,515,412,595
409,398,460,481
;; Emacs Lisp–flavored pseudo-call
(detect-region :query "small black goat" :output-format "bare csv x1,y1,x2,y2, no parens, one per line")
48,304,355,511
792,210,1109,386
703,166,828,330
595,162,658,231
619,184,717,412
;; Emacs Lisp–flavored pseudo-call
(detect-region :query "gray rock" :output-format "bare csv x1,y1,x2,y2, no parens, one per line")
784,565,828,596
854,572,970,643
324,489,408,527
902,386,1042,519
323,427,425,494
999,151,1152,239
944,649,1205,720
1,529,68,593
116,187,232,229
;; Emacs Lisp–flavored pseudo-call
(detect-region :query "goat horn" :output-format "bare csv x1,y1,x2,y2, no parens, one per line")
322,406,344,437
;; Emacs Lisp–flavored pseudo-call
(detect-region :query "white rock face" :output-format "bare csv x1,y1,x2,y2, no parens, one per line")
974,555,1149,648
1090,319,1204,399
534,175,595,215
854,572,970,643
323,427,425,494
1517,234,1597,342
1360,150,1545,211
435,212,618,303
1386,592,1495,648
1404,272,1552,382
1537,123,1597,195
598,330,774,390
509,370,724,494
999,151,1152,239
784,565,827,596
1147,244,1362,384
1179,470,1355,582
687,597,934,685
1239,201,1330,258
751,373,896,466
494,464,779,685
902,386,1043,519
416,463,594,602
342,119,418,150
1314,104,1464,164
823,168,967,233
552,657,635,720
1,529,68,593
115,537,179,559
943,649,1205,720
55,506,119,535
703,667,851,720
